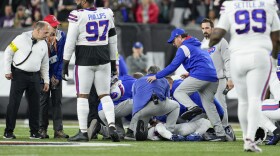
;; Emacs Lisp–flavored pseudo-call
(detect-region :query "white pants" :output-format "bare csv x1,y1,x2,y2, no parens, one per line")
231,51,271,140
74,63,111,95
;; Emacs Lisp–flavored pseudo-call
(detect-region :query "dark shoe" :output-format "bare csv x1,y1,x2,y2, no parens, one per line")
68,130,88,142
135,120,147,141
181,106,203,120
54,130,69,139
124,128,135,140
109,126,120,142
87,119,101,140
255,127,267,144
225,125,236,141
30,132,43,139
266,128,280,145
3,131,16,139
39,129,49,139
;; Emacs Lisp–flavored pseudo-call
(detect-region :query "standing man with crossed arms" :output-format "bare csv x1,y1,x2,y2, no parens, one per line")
63,0,120,142
209,0,280,152
200,18,235,141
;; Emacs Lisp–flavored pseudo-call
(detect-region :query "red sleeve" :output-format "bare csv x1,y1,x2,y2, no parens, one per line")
148,3,159,23
136,5,143,23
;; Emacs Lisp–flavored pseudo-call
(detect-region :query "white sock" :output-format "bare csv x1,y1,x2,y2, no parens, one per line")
260,115,277,133
238,102,248,140
155,123,172,140
101,96,115,126
247,97,261,141
77,98,89,133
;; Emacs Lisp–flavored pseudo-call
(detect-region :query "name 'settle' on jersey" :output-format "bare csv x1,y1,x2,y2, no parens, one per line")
88,13,106,20
234,1,265,9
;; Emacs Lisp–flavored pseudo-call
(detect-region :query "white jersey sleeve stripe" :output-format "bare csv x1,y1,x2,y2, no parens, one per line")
68,17,78,22
180,45,190,58
69,14,77,18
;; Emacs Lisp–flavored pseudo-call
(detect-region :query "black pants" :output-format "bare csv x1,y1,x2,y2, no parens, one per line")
39,81,63,131
5,68,40,133
87,84,102,127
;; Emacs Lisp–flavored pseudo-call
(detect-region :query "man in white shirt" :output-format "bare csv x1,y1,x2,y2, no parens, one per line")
3,21,50,139
209,0,280,152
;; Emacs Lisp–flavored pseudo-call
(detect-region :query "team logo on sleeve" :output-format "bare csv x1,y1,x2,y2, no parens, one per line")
208,47,216,55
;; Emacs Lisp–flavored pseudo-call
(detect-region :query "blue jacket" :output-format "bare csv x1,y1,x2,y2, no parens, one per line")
118,55,128,76
132,74,170,115
98,74,136,111
156,37,218,82
49,30,65,80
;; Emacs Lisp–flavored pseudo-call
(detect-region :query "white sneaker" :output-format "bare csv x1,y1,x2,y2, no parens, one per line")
244,138,262,153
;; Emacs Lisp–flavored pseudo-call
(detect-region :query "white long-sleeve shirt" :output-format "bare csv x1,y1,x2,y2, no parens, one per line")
201,38,231,79
4,31,50,84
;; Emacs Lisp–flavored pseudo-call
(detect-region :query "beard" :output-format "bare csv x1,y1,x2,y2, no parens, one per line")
204,33,210,39
77,3,83,9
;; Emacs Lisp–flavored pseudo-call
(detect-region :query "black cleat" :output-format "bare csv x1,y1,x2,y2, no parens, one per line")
68,130,88,142
225,125,236,141
30,132,43,139
39,129,49,139
87,119,101,140
135,120,147,141
181,106,203,120
109,126,120,142
124,128,135,140
54,130,69,139
3,131,16,139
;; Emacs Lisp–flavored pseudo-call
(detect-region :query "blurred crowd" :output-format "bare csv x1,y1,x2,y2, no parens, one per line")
0,0,280,29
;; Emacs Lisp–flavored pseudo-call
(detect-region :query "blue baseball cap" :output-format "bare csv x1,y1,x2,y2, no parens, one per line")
133,42,143,48
167,28,186,43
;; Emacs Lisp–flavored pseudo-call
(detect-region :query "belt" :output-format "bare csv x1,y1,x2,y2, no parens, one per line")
13,67,39,76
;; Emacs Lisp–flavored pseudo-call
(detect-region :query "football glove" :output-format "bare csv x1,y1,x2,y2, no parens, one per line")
62,60,69,81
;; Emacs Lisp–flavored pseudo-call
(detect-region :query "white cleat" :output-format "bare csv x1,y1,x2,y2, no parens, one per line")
244,138,262,153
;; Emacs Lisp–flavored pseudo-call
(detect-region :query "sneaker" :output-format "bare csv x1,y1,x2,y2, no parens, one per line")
30,132,43,139
124,128,135,140
185,133,203,141
181,106,203,120
54,130,69,139
87,119,101,140
208,135,226,142
244,138,262,152
68,130,88,142
266,128,280,145
225,125,236,141
3,131,16,139
39,129,49,139
171,134,185,141
109,126,120,142
135,120,148,141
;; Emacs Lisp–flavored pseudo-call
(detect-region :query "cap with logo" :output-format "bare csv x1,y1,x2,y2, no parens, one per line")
167,28,186,43
44,15,60,27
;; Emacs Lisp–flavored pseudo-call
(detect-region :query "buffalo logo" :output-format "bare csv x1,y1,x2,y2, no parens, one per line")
208,47,216,55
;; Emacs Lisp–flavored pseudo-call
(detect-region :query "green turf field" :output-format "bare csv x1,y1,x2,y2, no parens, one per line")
0,120,279,156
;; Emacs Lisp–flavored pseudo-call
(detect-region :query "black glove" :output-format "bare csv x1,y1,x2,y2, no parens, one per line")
62,60,69,81
111,71,118,86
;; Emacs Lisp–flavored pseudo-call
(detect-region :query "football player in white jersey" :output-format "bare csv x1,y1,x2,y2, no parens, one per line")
62,0,120,142
209,0,280,152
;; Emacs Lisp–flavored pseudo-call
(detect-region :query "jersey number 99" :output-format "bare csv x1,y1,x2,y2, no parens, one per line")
235,9,266,34
86,20,109,41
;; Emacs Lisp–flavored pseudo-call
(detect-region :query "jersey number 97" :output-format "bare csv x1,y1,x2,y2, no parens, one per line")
86,20,109,41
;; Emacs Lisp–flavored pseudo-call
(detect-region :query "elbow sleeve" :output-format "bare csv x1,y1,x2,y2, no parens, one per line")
109,33,118,60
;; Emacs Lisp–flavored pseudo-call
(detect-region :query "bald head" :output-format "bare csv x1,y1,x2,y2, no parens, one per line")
33,21,51,40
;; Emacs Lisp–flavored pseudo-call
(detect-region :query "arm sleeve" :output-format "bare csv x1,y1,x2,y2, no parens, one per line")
4,35,21,74
40,44,50,84
155,48,187,79
109,29,118,60
63,10,79,61
220,39,231,79
216,2,230,31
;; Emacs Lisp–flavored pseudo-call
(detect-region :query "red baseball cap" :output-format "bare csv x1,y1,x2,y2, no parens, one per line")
44,15,60,27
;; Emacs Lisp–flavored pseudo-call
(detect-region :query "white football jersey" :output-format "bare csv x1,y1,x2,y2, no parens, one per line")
64,7,115,60
216,0,280,54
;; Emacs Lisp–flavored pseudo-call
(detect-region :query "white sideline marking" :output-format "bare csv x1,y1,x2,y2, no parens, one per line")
0,141,131,147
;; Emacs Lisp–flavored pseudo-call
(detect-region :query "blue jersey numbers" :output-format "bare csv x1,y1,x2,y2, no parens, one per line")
235,9,266,34
86,20,109,41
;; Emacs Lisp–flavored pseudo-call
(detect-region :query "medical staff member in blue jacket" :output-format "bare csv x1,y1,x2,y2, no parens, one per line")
147,28,226,141
39,15,69,139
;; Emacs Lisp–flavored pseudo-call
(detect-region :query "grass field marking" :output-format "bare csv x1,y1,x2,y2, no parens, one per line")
0,141,131,147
